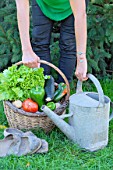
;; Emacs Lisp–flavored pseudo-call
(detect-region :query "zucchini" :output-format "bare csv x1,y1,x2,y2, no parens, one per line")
54,83,67,102
45,75,55,102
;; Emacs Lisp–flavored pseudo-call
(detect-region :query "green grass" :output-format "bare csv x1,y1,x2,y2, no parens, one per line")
0,78,113,170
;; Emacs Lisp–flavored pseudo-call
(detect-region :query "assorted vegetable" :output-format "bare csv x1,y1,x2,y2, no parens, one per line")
55,102,61,109
0,65,49,101
54,83,67,102
0,65,68,113
54,83,64,98
45,75,55,102
46,102,56,111
30,86,45,108
22,98,38,113
12,100,22,108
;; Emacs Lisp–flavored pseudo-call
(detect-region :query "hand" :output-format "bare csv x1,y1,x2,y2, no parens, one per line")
75,57,88,81
22,49,40,68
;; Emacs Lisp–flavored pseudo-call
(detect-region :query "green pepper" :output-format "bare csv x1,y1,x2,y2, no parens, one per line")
30,86,45,108
54,83,67,102
46,102,56,110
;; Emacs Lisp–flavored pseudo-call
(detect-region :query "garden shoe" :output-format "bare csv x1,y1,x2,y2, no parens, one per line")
4,128,42,156
36,139,48,153
4,128,24,137
17,131,42,156
4,128,48,155
0,135,21,157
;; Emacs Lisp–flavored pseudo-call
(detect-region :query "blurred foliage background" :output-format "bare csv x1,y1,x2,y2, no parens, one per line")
0,0,113,78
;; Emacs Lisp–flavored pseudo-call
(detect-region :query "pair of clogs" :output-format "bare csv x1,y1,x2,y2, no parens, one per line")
0,128,48,157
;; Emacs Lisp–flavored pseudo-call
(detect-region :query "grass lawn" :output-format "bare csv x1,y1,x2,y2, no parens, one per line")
0,78,113,170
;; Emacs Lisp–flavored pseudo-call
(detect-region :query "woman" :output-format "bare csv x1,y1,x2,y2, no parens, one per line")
15,0,89,82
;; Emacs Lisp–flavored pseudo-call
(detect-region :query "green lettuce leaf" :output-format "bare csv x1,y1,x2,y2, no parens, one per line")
0,65,49,101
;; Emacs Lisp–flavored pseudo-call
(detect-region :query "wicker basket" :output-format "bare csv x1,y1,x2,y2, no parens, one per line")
3,60,70,133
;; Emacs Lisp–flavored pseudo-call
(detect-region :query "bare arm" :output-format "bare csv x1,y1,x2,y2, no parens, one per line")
70,0,88,81
15,0,39,68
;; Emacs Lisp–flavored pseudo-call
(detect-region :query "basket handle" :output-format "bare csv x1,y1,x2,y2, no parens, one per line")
76,73,105,106
15,60,70,101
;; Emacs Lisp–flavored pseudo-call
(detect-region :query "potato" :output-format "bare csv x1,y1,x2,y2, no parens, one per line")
12,100,22,108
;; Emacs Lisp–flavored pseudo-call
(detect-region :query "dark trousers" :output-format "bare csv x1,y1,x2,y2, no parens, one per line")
31,0,88,83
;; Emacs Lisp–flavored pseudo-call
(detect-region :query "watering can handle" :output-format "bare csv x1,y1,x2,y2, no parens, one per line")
76,73,105,106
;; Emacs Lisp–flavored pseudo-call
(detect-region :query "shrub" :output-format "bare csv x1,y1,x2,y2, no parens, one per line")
87,0,113,76
0,0,21,70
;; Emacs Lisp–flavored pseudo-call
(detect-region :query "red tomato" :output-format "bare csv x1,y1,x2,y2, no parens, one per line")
22,98,38,113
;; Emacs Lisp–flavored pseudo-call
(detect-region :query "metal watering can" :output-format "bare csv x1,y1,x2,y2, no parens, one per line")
42,74,113,151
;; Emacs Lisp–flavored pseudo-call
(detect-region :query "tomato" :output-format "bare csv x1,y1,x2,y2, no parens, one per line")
22,98,38,113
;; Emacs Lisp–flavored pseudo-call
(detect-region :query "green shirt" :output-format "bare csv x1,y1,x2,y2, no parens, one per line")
36,0,72,21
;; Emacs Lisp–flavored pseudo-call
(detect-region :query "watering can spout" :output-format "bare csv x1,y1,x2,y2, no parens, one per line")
41,105,75,142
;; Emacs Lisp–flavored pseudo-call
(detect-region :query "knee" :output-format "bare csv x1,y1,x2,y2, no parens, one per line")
59,35,76,54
